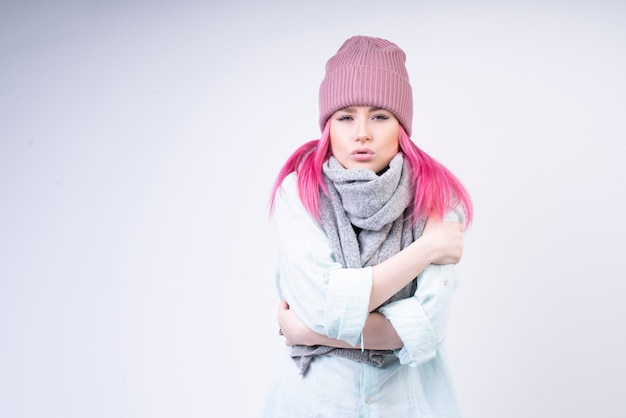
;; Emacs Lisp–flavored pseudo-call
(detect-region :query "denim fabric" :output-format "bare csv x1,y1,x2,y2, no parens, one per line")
262,347,461,418
265,173,463,417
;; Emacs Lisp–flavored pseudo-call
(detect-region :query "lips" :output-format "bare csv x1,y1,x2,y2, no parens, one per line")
351,147,374,162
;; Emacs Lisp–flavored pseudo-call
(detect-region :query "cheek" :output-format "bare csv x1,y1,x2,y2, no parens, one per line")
385,135,400,152
329,136,339,155
388,128,400,152
329,139,346,164
329,126,338,150
329,129,349,153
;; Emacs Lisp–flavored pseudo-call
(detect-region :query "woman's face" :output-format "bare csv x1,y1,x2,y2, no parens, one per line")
329,106,400,173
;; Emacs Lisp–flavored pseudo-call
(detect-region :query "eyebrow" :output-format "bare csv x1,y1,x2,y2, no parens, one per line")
340,106,385,113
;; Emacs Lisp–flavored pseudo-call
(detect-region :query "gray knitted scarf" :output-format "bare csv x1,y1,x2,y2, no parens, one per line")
290,154,425,374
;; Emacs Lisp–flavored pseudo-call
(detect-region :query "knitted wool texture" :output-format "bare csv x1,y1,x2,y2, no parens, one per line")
289,154,425,374
318,35,413,135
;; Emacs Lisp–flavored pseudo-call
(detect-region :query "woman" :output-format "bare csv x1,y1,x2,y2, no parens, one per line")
263,35,473,417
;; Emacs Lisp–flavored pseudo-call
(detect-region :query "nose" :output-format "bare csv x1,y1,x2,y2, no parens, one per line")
355,119,371,142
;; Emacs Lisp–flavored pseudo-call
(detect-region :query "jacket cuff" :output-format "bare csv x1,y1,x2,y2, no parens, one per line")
378,297,436,366
323,266,373,346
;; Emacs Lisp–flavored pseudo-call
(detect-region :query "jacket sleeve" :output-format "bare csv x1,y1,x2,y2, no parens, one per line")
377,206,465,366
272,174,372,347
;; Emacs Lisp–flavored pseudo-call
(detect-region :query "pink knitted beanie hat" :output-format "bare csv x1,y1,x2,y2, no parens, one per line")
319,35,413,136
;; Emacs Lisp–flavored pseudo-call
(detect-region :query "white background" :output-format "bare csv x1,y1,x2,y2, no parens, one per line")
1,1,625,417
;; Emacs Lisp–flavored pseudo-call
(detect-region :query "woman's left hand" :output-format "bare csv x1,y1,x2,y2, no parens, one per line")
277,300,315,346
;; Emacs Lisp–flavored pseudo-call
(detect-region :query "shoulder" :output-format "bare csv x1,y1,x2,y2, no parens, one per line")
275,172,298,201
280,171,298,190
444,205,466,225
273,172,307,217
271,173,324,237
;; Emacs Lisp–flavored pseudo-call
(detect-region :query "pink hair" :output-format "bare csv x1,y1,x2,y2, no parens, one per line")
269,122,473,226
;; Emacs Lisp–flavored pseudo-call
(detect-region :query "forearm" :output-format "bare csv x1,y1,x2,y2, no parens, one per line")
274,180,464,340
369,238,434,312
300,312,403,350
369,215,464,312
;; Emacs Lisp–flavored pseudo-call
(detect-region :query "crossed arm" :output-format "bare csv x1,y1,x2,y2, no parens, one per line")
273,174,464,354
278,300,405,349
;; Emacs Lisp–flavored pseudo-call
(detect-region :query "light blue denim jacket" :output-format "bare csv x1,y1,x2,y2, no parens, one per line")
265,173,464,417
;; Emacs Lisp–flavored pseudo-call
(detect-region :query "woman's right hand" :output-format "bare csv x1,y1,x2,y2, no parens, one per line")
421,216,465,265
278,300,318,346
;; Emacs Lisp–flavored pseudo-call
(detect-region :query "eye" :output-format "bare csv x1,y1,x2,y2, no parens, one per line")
336,115,353,121
372,113,390,121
